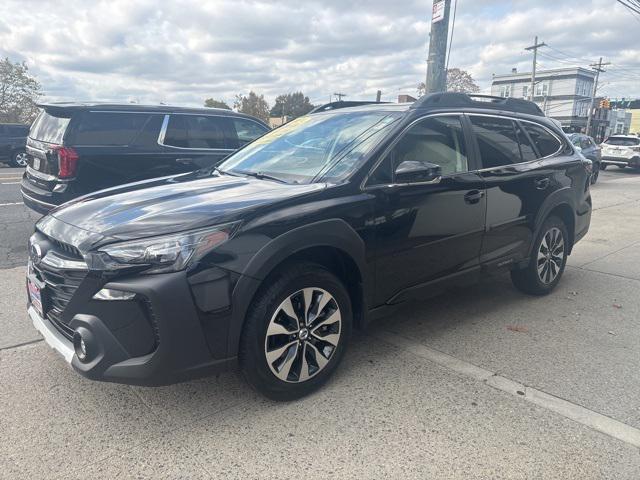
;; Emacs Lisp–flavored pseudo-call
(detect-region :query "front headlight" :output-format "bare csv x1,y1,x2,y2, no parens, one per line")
95,223,239,273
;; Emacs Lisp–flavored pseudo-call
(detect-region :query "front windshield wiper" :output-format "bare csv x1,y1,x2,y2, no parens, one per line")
210,166,243,177
235,171,291,184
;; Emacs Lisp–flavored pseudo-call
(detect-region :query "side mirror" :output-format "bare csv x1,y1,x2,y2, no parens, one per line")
394,160,442,184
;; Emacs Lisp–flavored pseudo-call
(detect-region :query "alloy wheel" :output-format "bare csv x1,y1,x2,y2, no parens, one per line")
537,227,565,284
264,287,341,383
14,152,28,167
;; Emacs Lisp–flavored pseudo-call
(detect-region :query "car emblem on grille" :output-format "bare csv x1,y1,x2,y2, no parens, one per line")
30,242,43,265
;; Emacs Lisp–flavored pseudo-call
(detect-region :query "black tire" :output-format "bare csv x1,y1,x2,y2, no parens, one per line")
600,163,607,170
511,216,569,296
617,165,626,169
590,163,599,184
239,262,352,401
9,150,28,168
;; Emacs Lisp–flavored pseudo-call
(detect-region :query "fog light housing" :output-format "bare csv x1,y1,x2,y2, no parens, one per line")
73,331,88,362
92,288,136,301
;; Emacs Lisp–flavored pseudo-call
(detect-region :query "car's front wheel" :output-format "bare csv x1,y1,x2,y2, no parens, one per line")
239,262,352,400
10,150,28,168
590,162,600,184
511,216,569,295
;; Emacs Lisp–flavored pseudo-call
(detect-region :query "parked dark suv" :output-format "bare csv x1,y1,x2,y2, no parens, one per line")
26,93,592,400
21,103,270,213
0,123,30,167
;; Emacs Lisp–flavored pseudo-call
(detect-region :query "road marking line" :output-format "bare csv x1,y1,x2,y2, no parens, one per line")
1,181,21,185
0,177,23,180
0,202,22,206
374,330,640,449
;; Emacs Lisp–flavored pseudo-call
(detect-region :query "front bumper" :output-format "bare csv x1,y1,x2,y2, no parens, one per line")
28,267,238,386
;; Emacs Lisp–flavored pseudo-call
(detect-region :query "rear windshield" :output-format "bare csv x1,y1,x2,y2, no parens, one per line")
606,137,639,146
71,112,150,146
30,111,71,144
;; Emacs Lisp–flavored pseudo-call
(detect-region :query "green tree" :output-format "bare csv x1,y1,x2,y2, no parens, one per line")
417,68,480,97
269,92,314,119
204,98,231,110
233,91,270,123
0,57,42,123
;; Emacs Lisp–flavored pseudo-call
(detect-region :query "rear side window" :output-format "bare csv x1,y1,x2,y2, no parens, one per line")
469,116,522,168
232,118,268,147
606,136,640,146
30,111,71,144
72,113,150,146
163,114,229,149
523,123,562,157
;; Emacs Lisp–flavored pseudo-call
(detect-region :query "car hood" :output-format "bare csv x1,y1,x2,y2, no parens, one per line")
40,173,325,249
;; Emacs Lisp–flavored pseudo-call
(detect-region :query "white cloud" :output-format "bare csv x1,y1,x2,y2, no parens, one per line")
1,0,638,107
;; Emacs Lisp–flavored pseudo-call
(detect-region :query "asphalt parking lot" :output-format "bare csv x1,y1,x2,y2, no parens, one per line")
1,165,640,479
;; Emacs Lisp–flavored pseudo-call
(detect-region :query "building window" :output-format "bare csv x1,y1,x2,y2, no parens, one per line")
499,85,512,98
535,81,549,97
522,85,530,98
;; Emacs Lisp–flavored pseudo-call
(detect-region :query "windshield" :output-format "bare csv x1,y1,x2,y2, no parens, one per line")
606,136,639,146
219,111,400,184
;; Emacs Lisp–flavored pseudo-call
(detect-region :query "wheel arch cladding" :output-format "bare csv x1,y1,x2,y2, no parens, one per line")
536,202,576,255
226,219,370,357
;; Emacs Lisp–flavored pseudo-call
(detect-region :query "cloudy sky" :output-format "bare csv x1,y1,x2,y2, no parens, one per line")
1,0,639,108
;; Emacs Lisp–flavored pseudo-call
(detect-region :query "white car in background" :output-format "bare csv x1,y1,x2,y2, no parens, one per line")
600,135,640,170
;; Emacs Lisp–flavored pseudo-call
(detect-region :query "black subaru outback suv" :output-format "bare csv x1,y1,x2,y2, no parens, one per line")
27,93,592,400
21,103,269,213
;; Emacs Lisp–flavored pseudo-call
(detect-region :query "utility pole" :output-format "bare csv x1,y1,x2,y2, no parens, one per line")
425,0,451,94
586,57,610,137
376,90,382,102
525,36,546,101
333,93,347,102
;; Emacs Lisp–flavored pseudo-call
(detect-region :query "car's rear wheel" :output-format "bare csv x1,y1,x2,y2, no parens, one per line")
10,150,28,168
239,262,352,400
511,216,568,296
600,163,607,170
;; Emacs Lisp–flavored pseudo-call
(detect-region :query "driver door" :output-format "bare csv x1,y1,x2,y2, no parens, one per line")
366,114,486,305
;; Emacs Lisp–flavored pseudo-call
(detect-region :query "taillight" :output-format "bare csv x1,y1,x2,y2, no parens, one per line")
53,146,79,178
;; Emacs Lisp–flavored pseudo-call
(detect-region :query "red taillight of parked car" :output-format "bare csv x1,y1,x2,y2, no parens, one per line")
53,146,79,178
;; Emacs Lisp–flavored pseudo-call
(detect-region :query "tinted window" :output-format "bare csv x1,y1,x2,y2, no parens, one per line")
606,136,640,146
73,113,150,146
470,116,521,168
185,115,227,149
515,122,537,162
164,115,228,149
30,111,71,144
368,115,468,185
233,118,268,147
164,115,188,147
523,123,562,157
8,125,28,135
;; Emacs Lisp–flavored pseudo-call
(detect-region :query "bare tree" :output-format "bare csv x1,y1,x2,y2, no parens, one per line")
233,91,270,122
0,57,42,124
417,68,480,97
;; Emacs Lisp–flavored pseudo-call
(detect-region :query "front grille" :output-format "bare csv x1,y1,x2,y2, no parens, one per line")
31,237,87,340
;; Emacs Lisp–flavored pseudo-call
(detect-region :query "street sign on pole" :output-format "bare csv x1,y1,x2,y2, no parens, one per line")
432,0,445,23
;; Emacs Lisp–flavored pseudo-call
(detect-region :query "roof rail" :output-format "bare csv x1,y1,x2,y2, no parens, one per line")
410,92,544,117
309,100,390,114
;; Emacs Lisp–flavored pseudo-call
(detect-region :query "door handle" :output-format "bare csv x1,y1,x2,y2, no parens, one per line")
464,190,485,204
175,157,193,165
534,177,550,190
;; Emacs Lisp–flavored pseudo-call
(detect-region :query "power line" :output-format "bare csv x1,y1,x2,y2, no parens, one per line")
444,0,458,74
525,36,546,101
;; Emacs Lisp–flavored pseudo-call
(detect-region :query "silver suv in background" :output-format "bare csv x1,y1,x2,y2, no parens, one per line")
600,135,640,170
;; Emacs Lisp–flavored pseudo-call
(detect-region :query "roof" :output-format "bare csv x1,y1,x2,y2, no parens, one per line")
36,102,268,125
492,66,596,83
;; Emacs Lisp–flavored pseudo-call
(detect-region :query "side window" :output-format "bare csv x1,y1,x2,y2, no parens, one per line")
72,113,150,146
232,118,268,147
163,115,188,147
185,115,227,149
515,122,537,162
368,115,468,185
523,123,562,158
470,116,522,168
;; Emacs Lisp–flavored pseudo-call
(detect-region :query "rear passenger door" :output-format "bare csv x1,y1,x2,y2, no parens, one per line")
469,114,557,268
159,114,236,172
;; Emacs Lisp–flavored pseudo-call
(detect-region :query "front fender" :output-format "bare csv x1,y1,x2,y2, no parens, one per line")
226,218,371,357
